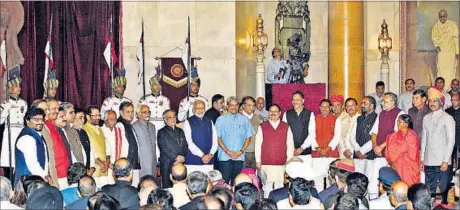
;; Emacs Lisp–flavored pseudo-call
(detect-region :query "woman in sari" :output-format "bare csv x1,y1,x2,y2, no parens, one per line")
385,114,420,186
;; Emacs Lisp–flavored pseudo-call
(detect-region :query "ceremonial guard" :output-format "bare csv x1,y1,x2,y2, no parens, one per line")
178,72,209,122
0,71,28,172
43,71,61,103
101,69,132,118
139,75,170,132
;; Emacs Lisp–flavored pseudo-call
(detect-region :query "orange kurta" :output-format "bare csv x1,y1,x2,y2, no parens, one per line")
312,114,339,158
385,129,420,186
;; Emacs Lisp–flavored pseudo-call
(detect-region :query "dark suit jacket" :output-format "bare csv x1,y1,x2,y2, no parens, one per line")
102,180,140,210
65,196,90,210
157,126,188,165
268,184,319,204
179,195,204,210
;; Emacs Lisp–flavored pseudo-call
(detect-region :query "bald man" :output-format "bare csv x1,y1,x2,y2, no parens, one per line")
389,181,408,210
132,105,157,178
255,97,268,122
167,163,190,208
66,175,97,209
432,9,459,85
102,158,140,210
183,100,218,174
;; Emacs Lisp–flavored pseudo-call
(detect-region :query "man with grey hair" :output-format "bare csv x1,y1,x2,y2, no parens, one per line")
132,104,157,178
0,176,22,209
66,175,97,209
389,181,408,210
208,170,232,192
180,171,211,210
369,92,403,199
60,102,85,165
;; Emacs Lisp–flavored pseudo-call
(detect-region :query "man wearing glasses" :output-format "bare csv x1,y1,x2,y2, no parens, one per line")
14,107,51,184
132,105,157,178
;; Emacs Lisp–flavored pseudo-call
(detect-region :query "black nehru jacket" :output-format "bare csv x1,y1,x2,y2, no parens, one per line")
286,108,312,155
354,112,378,160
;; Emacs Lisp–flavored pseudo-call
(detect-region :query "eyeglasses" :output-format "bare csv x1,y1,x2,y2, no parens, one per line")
31,117,44,122
141,111,151,114
90,114,101,117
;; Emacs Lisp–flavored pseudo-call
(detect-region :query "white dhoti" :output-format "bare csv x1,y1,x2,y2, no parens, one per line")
185,164,214,175
312,157,337,192
354,159,368,175
368,158,388,199
0,126,23,167
261,165,285,198
132,169,140,187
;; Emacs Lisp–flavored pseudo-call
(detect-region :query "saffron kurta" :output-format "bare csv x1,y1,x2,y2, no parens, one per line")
83,123,108,177
385,129,420,186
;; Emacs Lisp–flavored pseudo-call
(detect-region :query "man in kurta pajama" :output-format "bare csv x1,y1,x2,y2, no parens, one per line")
116,102,141,187
241,96,261,170
421,87,456,204
132,105,158,179
255,104,294,195
369,92,404,199
398,79,416,114
408,89,431,140
432,9,459,85
312,99,341,192
83,106,109,188
350,96,378,194
101,110,125,184
282,91,316,176
183,100,217,174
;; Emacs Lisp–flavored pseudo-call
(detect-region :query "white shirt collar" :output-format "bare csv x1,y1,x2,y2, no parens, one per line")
242,111,254,119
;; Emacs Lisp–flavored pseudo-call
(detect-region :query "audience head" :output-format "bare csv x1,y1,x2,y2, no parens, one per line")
119,101,135,122
328,159,341,183
162,109,177,127
412,89,427,108
31,100,51,121
25,186,63,210
330,95,344,115
389,181,408,208
193,100,206,118
147,189,174,210
10,176,28,206
78,175,97,197
46,99,60,120
86,105,101,126
0,176,13,201
451,78,459,91
186,171,210,199
211,188,233,210
208,170,224,182
405,78,415,91
24,107,45,132
334,193,359,210
103,110,117,129
378,167,401,195
407,183,432,210
74,107,86,129
227,97,239,115
197,195,224,210
23,176,47,198
136,104,151,121
138,175,158,193
140,204,164,210
375,81,385,96
435,77,445,89
234,182,258,210
319,99,332,116
212,94,225,112
382,92,398,110
60,102,75,124
362,96,376,114
113,158,133,182
268,104,282,122
249,198,277,210
234,173,253,187
88,191,120,210
345,172,368,200
170,163,187,184
241,96,256,115
256,97,265,111
345,97,358,116
334,159,355,188
288,177,314,206
292,91,305,110
67,162,88,186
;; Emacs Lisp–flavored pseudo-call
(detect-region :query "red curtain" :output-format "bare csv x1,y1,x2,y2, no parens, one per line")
267,83,326,115
18,1,121,108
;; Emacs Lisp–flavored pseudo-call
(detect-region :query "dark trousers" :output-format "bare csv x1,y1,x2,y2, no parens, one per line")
425,165,453,204
219,160,244,184
160,161,173,189
244,152,256,170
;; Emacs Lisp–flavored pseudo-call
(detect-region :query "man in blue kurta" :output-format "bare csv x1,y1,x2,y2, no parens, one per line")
215,97,255,183
183,100,218,174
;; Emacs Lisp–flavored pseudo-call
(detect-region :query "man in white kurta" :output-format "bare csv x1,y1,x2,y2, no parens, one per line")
256,104,295,194
339,98,361,159
432,9,459,85
398,79,415,113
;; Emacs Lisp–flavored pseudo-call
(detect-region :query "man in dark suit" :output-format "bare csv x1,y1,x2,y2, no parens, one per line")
180,171,211,210
101,158,140,210
158,109,188,188
66,175,97,210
